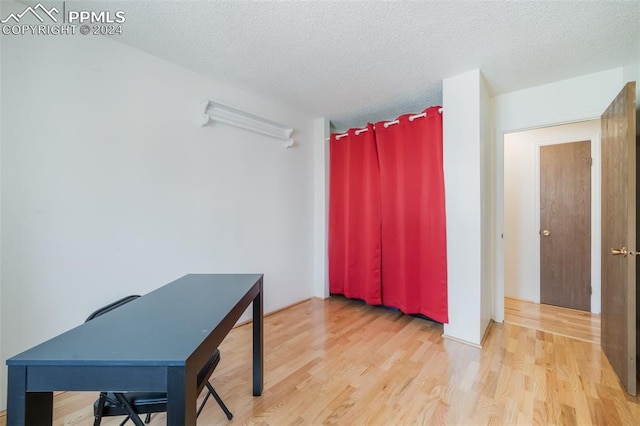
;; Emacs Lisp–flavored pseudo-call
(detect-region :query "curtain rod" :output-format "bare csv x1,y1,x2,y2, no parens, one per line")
326,107,443,142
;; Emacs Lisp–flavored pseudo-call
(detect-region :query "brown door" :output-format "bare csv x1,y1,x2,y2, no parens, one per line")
601,81,637,396
540,141,591,311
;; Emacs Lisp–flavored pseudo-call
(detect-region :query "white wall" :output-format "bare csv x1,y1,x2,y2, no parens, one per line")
623,61,640,135
0,0,3,410
313,118,330,298
504,120,601,313
494,67,628,322
443,69,490,346
479,73,493,339
622,62,639,130
503,136,536,302
0,3,317,409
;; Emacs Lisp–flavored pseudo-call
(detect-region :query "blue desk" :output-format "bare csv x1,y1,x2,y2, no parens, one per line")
6,273,264,425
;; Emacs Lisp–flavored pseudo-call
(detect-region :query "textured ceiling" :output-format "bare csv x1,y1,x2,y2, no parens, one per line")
95,0,639,130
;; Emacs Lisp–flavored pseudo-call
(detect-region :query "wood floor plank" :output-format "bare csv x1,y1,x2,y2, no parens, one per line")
1,296,639,425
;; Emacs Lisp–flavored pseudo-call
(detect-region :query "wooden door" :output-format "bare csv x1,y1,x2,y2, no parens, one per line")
601,81,637,396
540,141,591,311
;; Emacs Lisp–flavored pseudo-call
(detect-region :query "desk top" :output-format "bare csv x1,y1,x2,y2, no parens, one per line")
7,274,262,367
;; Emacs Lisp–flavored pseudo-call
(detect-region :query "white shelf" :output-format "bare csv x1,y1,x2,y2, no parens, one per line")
200,100,294,148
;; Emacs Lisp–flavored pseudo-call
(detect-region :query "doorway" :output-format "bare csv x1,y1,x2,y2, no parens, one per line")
503,121,601,312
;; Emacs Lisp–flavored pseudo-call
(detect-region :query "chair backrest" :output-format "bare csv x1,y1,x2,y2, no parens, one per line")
85,295,141,322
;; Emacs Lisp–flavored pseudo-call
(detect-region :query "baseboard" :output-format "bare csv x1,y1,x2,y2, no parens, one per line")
480,320,495,346
442,333,483,349
442,320,494,349
233,297,313,327
504,296,537,304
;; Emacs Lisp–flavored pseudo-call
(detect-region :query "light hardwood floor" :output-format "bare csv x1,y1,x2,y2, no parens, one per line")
1,296,639,425
504,297,601,344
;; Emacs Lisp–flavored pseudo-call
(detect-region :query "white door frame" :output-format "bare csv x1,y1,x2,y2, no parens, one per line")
495,118,601,322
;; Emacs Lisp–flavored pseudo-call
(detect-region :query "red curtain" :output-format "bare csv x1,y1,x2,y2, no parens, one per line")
328,107,448,324
329,124,382,305
375,106,448,323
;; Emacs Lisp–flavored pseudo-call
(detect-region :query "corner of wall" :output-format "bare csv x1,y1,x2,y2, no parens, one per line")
479,72,494,335
442,69,483,345
313,117,330,298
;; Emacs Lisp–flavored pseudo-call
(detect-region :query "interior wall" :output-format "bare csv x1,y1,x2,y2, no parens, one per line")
503,135,536,301
442,69,485,346
313,118,330,298
479,73,494,338
493,67,628,323
0,0,3,410
503,120,601,312
0,3,317,410
622,61,640,133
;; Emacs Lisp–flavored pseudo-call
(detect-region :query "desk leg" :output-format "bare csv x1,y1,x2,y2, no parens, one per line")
7,366,53,425
253,277,264,396
166,366,197,426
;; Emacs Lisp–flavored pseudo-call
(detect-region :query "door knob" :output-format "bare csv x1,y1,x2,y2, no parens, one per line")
611,247,628,256
611,248,640,256
542,229,551,237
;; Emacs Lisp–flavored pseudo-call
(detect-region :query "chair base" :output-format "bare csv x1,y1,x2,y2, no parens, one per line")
94,384,233,425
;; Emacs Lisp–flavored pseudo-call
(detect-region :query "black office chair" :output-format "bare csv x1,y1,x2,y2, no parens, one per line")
86,295,233,425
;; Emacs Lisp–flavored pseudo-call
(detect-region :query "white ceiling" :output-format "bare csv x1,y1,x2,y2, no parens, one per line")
100,0,639,130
